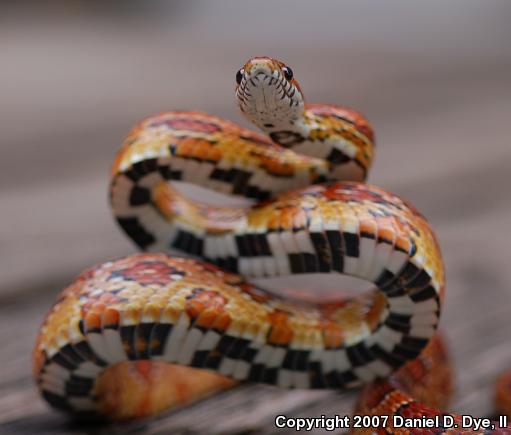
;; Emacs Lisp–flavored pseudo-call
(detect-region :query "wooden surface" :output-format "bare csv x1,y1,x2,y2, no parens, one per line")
1,2,511,433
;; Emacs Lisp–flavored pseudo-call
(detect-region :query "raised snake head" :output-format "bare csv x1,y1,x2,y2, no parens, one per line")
235,56,305,133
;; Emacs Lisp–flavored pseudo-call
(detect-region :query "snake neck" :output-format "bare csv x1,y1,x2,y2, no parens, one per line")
258,108,371,181
260,109,314,148
235,57,373,180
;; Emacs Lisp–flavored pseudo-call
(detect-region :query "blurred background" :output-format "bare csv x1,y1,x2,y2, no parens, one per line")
1,1,510,433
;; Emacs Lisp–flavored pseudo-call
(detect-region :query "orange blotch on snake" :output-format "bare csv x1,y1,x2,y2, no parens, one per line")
193,309,221,329
176,137,218,160
185,288,228,319
249,149,296,177
319,319,345,349
103,308,120,328
364,292,388,331
395,234,412,254
359,219,377,236
84,312,102,332
377,226,395,244
212,311,232,331
267,310,294,345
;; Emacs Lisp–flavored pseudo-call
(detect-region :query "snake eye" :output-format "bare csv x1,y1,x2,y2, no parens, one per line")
282,66,293,81
236,69,244,85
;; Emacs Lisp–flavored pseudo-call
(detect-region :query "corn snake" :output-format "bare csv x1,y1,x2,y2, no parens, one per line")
32,56,510,432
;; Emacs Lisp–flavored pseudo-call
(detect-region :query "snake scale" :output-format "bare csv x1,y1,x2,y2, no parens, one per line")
33,57,511,432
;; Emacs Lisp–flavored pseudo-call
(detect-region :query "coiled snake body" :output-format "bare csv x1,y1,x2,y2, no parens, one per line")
33,57,510,432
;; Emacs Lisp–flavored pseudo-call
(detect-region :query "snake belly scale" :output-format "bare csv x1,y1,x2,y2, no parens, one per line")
33,57,447,422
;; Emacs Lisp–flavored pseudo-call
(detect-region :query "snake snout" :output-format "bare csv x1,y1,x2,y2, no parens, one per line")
254,67,272,78
248,67,274,84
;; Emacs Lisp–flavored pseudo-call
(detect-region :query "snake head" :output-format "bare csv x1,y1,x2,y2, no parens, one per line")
235,56,305,132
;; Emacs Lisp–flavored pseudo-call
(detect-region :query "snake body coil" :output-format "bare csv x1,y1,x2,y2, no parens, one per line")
33,57,509,432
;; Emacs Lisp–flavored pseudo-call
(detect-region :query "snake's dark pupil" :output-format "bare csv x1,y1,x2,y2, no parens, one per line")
282,66,293,80
236,69,243,84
